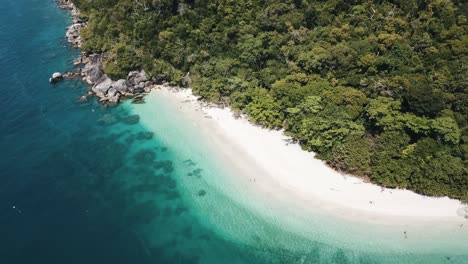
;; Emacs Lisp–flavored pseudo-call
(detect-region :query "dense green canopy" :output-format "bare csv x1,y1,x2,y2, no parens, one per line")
72,0,468,201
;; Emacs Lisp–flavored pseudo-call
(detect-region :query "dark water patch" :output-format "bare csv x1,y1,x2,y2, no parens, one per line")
174,205,188,216
2,1,461,262
181,224,194,239
160,146,168,152
162,206,174,218
121,114,140,125
188,168,203,178
164,189,181,201
198,189,207,197
136,131,154,140
153,160,174,173
133,149,157,165
97,113,119,126
198,233,212,241
124,200,160,226
184,159,197,166
165,176,177,189
132,95,146,104
73,137,128,176
125,134,137,144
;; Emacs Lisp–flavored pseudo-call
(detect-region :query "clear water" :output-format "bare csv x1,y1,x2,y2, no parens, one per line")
0,0,466,263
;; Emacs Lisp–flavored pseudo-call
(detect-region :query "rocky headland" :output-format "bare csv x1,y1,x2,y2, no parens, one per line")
55,0,160,105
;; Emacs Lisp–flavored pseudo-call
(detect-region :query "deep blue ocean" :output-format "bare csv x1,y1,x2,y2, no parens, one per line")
0,1,264,263
1,1,467,264
0,1,159,263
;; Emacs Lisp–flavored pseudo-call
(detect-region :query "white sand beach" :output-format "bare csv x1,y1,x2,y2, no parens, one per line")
146,86,467,224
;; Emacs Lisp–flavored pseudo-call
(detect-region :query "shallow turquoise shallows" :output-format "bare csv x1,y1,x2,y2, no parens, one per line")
0,1,467,263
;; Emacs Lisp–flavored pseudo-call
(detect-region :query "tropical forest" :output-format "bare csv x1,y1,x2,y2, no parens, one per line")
71,0,468,201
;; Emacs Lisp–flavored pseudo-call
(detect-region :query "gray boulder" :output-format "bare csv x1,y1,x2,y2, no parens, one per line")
108,94,120,104
127,70,148,86
135,70,148,83
107,87,118,98
133,83,145,94
82,64,103,84
92,77,112,94
112,79,128,93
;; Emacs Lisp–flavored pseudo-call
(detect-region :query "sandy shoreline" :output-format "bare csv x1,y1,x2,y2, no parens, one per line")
145,86,467,225
56,0,466,224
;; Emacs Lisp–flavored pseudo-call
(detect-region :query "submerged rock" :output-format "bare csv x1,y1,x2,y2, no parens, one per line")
191,168,203,178
136,131,154,140
198,190,206,197
97,114,118,126
183,159,196,166
154,160,174,173
133,149,157,164
132,84,145,94
132,96,145,104
121,115,140,125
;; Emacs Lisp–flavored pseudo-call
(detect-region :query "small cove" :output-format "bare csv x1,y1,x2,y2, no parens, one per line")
0,1,466,263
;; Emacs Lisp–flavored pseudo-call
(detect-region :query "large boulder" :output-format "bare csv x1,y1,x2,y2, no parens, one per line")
88,53,102,64
112,79,128,93
108,94,120,104
107,87,118,98
92,77,112,94
135,70,148,83
132,83,145,94
127,70,148,86
82,64,103,84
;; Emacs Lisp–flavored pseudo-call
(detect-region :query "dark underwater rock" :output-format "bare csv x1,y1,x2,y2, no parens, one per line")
133,149,157,164
131,96,145,104
97,114,118,126
136,131,154,140
154,160,174,173
122,115,140,125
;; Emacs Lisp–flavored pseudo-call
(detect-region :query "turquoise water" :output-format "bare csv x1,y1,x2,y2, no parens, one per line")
0,0,466,263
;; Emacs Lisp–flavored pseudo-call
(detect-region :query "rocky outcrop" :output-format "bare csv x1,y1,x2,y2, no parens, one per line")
128,70,148,86
57,0,85,48
112,79,128,93
81,55,104,84
66,23,83,47
49,72,63,83
92,76,112,94
82,68,157,104
56,0,159,105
